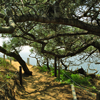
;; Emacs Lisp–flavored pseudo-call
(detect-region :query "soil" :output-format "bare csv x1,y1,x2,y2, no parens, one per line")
0,59,100,100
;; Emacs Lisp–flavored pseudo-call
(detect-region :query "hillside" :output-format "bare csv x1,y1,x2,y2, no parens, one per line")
0,58,99,100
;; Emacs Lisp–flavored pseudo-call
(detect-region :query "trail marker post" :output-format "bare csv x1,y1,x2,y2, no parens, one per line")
3,54,5,60
27,58,29,65
71,84,77,100
19,66,22,86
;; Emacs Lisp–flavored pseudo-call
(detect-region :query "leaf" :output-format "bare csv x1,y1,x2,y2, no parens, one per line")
6,74,11,79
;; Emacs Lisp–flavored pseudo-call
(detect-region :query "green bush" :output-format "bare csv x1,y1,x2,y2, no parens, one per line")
71,74,91,85
38,65,48,72
37,65,92,87
0,57,10,67
54,70,92,87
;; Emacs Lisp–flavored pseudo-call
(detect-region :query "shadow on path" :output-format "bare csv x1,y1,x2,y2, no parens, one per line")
15,67,73,100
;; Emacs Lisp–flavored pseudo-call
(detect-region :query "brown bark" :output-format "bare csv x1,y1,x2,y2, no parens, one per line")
1,14,100,34
47,58,50,71
14,54,32,75
54,57,57,77
0,46,32,75
58,58,60,79
15,14,100,33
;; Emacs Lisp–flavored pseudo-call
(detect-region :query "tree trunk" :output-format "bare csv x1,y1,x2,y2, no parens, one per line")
54,57,57,77
47,58,50,71
0,46,32,75
14,54,32,75
58,58,60,79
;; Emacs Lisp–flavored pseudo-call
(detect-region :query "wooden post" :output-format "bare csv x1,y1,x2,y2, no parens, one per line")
36,60,38,66
68,67,69,70
27,58,29,65
3,54,5,60
19,66,22,86
87,69,88,73
71,84,77,100
96,90,100,100
60,63,62,69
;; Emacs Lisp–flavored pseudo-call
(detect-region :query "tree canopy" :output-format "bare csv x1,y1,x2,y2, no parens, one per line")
0,0,100,74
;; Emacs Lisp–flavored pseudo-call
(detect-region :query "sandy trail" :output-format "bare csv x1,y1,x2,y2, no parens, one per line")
5,59,97,100
6,59,73,100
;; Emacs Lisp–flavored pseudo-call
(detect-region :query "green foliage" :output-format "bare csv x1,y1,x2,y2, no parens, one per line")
0,57,10,67
37,65,92,87
38,65,49,72
55,70,93,87
0,0,99,63
71,74,91,85
4,74,11,79
91,86,97,92
0,57,16,82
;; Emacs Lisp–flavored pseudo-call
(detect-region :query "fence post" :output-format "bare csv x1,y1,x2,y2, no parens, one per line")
68,67,69,70
87,69,88,73
96,90,100,100
71,84,77,100
3,54,5,60
19,66,22,86
60,63,62,69
27,58,29,65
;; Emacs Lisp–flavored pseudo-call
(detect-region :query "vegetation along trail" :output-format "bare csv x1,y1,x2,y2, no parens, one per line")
3,60,96,100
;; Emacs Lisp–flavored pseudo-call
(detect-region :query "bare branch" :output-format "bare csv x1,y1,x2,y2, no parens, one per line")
0,17,15,33
85,49,97,60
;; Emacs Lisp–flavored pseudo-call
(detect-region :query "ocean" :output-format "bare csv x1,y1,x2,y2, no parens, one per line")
0,46,100,75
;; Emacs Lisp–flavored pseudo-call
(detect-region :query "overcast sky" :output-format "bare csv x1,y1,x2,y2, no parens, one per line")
0,37,31,53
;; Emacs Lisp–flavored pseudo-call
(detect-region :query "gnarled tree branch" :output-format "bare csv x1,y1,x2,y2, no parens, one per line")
14,14,100,34
0,17,15,33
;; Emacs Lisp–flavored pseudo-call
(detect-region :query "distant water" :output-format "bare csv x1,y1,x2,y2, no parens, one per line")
0,46,100,75
0,46,37,65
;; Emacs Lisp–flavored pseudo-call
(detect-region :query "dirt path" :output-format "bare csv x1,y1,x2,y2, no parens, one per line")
6,60,73,100
6,60,96,100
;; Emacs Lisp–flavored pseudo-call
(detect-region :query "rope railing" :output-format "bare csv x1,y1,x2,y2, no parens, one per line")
62,71,96,97
0,55,98,99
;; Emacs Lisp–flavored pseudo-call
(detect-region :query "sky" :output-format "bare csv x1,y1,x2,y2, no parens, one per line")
0,37,31,53
0,37,9,46
0,37,35,65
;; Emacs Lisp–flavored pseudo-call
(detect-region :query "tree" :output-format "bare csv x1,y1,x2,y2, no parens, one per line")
0,0,100,75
